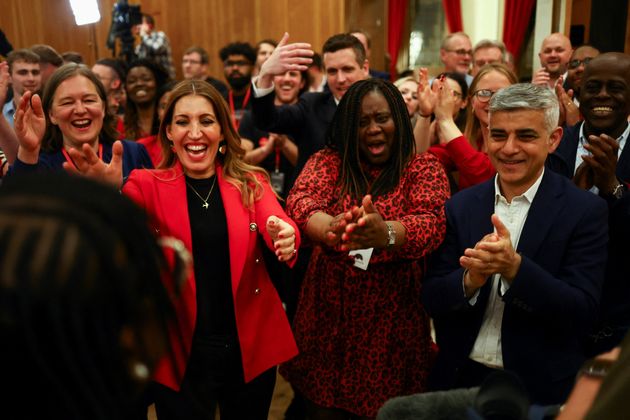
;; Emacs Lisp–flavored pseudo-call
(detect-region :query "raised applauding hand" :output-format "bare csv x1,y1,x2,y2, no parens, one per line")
460,214,521,296
416,67,438,118
14,91,46,162
582,134,620,194
555,77,580,127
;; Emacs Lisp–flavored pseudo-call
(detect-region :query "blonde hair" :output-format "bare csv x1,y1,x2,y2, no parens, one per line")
463,63,517,148
158,80,270,208
393,76,418,89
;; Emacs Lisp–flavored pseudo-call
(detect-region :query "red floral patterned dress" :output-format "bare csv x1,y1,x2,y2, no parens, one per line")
281,148,450,417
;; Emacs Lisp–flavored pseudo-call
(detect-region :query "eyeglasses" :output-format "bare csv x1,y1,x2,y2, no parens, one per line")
445,48,473,57
452,91,463,98
568,57,594,70
183,59,202,65
473,89,498,103
223,60,251,68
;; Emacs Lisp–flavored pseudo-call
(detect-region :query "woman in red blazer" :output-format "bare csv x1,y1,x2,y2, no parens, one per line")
123,79,300,420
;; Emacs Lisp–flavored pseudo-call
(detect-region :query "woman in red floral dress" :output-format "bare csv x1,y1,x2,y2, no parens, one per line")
282,78,450,419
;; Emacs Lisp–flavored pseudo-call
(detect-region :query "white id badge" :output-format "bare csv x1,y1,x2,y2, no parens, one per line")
270,171,285,194
349,248,374,270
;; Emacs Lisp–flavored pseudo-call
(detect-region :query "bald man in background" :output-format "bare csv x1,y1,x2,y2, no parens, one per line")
532,33,572,88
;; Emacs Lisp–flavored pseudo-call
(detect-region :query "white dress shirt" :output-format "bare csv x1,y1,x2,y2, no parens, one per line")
468,170,545,368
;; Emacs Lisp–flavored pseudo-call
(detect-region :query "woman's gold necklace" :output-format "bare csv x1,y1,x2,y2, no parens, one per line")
186,176,217,209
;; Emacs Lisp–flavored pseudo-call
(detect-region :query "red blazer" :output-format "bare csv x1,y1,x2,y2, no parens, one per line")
123,162,299,390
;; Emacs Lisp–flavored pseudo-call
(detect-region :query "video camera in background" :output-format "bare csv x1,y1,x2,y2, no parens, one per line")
106,0,142,64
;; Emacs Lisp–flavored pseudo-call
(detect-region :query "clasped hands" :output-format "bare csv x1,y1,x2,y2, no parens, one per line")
574,133,620,195
266,215,297,262
322,195,393,251
460,214,521,297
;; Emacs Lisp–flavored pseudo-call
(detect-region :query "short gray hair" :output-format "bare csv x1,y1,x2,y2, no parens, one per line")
441,32,471,50
473,39,506,56
489,83,559,133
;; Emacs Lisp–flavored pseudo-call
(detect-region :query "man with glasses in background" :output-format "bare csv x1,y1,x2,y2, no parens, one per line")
182,46,228,97
439,32,474,86
471,39,506,77
564,45,600,106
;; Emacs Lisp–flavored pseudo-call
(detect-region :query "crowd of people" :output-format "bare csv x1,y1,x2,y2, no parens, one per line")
0,11,629,420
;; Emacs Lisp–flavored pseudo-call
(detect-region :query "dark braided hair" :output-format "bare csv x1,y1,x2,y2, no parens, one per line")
0,173,182,419
325,78,416,200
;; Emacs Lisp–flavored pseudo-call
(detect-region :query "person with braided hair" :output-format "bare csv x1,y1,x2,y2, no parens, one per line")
0,172,183,419
282,78,450,418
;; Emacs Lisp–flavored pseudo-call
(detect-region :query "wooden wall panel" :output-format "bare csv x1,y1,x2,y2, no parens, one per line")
346,0,388,72
570,0,591,43
1,0,103,62
0,0,347,81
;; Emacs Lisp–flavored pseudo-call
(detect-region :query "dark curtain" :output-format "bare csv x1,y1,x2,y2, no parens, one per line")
388,0,409,79
442,0,463,33
502,0,536,60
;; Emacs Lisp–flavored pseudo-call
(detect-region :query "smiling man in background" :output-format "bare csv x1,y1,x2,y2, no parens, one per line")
532,33,573,88
547,53,630,357
440,32,474,85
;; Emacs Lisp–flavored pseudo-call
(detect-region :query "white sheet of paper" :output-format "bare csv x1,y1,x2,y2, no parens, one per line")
349,247,374,270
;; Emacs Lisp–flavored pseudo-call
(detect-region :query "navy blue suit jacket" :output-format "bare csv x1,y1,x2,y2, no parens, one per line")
9,140,152,182
546,121,630,352
251,89,337,180
423,170,608,404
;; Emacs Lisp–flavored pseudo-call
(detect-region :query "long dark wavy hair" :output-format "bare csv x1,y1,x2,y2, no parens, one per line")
325,78,416,200
41,63,119,152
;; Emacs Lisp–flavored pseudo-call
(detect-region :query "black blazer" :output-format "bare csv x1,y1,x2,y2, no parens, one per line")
251,89,337,178
423,170,608,404
547,122,630,352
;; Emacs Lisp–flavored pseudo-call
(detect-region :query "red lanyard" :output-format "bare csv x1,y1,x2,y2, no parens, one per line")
228,87,251,130
62,144,103,170
274,145,281,172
